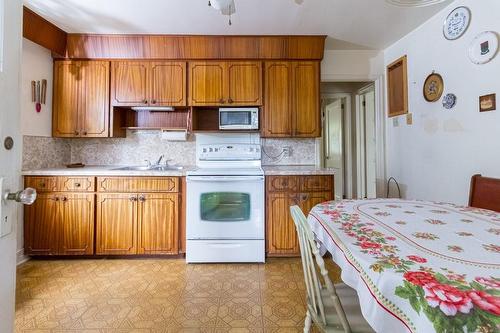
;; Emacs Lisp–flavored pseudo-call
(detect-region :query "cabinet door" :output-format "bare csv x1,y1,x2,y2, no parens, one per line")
111,61,149,106
96,194,138,255
262,62,292,137
150,62,186,106
299,192,333,215
53,61,81,137
80,61,110,137
24,194,60,255
292,62,321,137
227,62,262,106
266,192,300,256
189,62,226,106
59,193,95,255
138,193,179,255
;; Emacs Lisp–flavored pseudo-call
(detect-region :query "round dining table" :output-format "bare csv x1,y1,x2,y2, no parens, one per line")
307,199,500,333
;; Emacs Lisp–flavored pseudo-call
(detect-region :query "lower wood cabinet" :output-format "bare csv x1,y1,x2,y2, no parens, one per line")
96,192,179,255
266,175,334,257
24,176,181,257
25,192,95,255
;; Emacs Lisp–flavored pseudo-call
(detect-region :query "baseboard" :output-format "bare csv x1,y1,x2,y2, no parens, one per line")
16,249,29,265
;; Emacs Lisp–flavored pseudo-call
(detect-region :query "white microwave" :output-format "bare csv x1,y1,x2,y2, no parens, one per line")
219,108,259,130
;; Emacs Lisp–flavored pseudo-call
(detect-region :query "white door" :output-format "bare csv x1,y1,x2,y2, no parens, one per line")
324,99,344,200
0,1,23,332
356,86,377,199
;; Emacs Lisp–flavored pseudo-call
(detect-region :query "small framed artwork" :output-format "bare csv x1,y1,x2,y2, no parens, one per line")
479,94,496,112
387,55,408,118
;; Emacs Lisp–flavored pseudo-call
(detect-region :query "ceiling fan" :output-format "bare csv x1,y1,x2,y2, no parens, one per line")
209,0,305,25
385,0,447,7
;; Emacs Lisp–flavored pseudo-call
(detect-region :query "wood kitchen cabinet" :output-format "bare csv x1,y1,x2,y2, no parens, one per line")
266,175,334,256
189,61,262,106
24,177,95,255
96,177,180,255
111,61,187,107
262,61,320,138
53,60,110,138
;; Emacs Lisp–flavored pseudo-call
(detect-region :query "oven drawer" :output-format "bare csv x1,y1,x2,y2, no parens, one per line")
186,239,265,263
97,177,179,193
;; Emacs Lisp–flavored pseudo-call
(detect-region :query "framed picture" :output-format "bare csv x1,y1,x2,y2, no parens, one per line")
479,94,496,112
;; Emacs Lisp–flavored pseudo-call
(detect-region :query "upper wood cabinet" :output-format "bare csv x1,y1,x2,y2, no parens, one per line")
262,61,320,138
189,61,262,106
53,60,110,138
111,61,187,107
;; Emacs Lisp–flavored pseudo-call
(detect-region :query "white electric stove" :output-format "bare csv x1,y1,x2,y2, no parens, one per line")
186,134,265,263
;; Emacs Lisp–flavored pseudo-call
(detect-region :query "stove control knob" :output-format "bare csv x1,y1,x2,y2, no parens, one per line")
203,148,207,153
209,148,213,152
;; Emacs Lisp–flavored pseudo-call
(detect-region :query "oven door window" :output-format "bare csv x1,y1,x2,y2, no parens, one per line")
200,192,250,221
220,112,251,126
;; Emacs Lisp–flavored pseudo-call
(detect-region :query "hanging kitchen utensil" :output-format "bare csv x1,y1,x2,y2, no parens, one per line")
41,79,47,104
35,81,41,112
31,81,36,103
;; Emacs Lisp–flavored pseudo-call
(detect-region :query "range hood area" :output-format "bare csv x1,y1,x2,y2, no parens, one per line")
131,106,176,112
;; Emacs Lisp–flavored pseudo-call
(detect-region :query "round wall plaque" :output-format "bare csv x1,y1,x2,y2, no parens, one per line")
4,136,14,150
423,73,444,102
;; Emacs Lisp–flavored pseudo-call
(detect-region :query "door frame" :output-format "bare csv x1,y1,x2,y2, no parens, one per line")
320,75,386,199
356,84,376,198
319,93,353,199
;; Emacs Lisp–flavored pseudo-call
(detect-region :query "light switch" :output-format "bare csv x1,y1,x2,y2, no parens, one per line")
393,117,399,127
406,113,413,125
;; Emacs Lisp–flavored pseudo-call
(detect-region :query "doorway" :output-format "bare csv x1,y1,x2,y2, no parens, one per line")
320,82,379,200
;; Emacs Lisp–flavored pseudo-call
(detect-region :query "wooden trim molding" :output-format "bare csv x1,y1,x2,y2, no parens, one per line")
65,34,326,60
23,6,67,56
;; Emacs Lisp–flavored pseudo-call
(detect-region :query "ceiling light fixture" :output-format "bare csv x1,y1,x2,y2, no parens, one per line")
208,0,236,25
386,0,447,7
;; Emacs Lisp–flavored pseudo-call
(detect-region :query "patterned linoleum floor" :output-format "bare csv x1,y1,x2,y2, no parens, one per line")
15,258,341,333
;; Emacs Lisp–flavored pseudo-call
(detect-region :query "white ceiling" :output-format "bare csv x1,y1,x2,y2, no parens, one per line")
24,0,453,50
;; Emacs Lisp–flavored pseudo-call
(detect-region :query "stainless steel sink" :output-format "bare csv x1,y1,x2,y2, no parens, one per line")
113,165,183,171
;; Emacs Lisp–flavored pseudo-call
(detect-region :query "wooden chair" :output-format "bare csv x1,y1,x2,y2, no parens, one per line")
469,174,500,213
290,206,374,333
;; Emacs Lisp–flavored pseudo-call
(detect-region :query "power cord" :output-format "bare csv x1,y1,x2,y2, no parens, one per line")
261,146,286,163
386,177,402,199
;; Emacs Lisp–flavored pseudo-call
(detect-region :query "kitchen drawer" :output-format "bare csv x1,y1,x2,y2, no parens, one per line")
266,176,299,192
97,177,179,193
25,177,58,192
59,177,95,192
300,175,333,192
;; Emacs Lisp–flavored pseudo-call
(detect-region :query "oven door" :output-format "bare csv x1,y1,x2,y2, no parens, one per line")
186,175,264,240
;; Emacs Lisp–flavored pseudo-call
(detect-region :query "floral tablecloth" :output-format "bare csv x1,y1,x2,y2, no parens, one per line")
308,199,500,333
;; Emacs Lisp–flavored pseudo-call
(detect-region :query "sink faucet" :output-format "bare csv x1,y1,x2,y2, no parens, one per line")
155,155,164,166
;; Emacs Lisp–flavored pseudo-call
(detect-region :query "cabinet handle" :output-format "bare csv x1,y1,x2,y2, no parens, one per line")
61,196,68,202
39,182,46,188
143,100,148,104
219,98,225,104
53,196,59,201
74,131,79,136
75,183,81,187
228,98,233,104
82,131,88,136
300,193,309,202
138,195,146,202
129,196,137,202
151,99,156,104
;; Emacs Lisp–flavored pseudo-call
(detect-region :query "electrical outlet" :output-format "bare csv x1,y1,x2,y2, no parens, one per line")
282,146,292,158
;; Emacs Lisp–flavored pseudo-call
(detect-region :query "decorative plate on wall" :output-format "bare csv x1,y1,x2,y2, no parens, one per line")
468,31,499,65
423,73,444,102
443,6,471,40
442,93,457,109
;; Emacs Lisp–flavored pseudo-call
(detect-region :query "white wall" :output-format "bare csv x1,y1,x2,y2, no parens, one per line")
321,50,384,82
21,38,53,137
384,0,500,204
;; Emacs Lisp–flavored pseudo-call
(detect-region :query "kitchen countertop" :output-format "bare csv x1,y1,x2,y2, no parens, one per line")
22,165,335,177
21,165,195,177
262,165,335,175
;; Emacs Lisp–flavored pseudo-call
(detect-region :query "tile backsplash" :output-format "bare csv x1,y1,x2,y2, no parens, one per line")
22,132,319,170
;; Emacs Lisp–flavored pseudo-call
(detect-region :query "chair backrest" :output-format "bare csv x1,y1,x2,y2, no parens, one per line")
290,205,351,332
469,174,500,213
